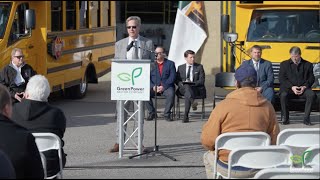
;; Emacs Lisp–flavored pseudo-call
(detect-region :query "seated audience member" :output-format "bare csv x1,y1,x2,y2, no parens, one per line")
0,48,37,103
11,75,66,177
0,149,16,179
175,50,206,123
201,63,279,178
146,46,176,121
279,46,316,125
0,84,44,179
242,45,274,102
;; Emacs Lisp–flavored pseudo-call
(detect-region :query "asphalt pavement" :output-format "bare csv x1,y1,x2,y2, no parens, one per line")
50,72,319,179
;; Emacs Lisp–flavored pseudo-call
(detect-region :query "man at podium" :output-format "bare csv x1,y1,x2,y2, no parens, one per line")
109,16,154,153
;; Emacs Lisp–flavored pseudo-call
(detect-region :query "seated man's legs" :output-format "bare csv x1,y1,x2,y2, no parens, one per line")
301,88,316,123
280,91,289,124
203,151,259,179
179,84,195,121
162,87,175,120
262,87,274,103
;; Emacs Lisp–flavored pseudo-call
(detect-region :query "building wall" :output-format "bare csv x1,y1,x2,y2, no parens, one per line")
115,1,222,75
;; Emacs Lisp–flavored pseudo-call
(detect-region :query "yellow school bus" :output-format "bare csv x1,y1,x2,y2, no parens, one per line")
0,1,116,98
221,1,320,107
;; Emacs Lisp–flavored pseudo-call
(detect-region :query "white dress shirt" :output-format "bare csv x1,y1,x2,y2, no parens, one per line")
11,62,25,86
126,35,141,59
186,64,194,82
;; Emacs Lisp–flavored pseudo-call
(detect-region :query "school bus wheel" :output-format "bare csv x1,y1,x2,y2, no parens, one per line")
64,74,88,99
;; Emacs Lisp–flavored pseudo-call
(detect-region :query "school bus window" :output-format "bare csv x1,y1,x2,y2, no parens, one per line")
66,1,76,30
0,3,11,39
100,2,109,27
79,1,89,29
8,3,28,45
51,1,62,31
90,1,99,28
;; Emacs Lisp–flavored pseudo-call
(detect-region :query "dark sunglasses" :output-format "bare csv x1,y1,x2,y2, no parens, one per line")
127,26,137,29
14,55,24,59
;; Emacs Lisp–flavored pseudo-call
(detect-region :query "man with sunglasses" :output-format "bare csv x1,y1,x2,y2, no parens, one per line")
0,48,37,103
110,16,154,153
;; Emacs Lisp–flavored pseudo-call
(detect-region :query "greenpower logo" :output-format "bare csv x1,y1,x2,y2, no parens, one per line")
290,150,312,165
117,67,142,85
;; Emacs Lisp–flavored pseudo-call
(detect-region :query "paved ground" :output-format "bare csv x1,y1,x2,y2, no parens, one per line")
51,72,319,179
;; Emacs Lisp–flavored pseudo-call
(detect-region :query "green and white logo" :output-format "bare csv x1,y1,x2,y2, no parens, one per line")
290,150,312,165
117,67,142,85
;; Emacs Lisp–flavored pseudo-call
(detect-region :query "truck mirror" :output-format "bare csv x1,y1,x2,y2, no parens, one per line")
223,33,238,43
25,9,35,29
221,14,230,33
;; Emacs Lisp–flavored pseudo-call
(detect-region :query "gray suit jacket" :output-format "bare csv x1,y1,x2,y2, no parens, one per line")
242,59,274,91
114,36,154,60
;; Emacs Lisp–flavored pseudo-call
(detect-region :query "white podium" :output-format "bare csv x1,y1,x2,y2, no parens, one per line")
111,59,151,158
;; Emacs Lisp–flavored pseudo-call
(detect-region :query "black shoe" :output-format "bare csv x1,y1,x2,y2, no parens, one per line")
303,119,312,126
146,114,156,121
164,116,173,121
183,116,189,123
281,120,290,125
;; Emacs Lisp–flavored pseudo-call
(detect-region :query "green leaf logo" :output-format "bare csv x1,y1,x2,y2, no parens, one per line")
131,67,142,85
118,73,131,81
290,155,302,164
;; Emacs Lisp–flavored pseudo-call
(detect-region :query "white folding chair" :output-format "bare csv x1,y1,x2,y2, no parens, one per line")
40,152,47,179
213,132,271,179
253,167,320,179
303,145,320,168
32,133,63,179
276,128,320,148
228,146,293,179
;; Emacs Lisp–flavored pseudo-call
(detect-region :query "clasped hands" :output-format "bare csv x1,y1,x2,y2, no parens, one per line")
14,92,25,102
292,86,306,95
153,85,164,93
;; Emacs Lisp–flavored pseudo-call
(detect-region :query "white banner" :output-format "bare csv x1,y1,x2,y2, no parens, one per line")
111,60,150,101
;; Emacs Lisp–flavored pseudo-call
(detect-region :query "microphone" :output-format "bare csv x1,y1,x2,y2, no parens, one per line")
126,41,134,51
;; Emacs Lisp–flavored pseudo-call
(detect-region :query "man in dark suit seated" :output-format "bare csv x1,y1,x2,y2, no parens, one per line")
175,50,206,123
279,46,316,125
241,45,274,102
146,46,176,121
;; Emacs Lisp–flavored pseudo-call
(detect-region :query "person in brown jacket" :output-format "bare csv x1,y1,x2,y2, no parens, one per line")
201,63,279,179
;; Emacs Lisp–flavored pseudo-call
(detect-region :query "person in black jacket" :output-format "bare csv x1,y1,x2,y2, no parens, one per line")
0,48,37,103
0,84,44,179
11,74,67,177
279,46,316,125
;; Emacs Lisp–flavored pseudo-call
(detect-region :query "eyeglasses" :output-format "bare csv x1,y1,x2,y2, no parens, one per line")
127,26,137,29
14,55,24,59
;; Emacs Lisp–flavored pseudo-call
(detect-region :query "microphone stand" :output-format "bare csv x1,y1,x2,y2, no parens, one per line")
129,45,177,161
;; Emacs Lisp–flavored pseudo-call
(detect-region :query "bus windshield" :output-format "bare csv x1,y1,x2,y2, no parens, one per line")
0,2,11,39
247,10,320,43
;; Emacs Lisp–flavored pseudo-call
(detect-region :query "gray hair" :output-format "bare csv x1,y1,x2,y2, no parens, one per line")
25,75,51,102
126,16,141,27
11,48,23,58
289,46,301,55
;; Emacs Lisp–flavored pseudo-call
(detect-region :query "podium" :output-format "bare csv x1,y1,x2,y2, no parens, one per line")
111,59,151,158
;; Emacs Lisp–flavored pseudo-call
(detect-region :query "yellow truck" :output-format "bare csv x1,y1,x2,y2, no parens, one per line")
0,1,116,98
221,1,320,108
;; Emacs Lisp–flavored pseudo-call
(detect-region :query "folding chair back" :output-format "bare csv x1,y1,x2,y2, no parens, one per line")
32,133,63,179
40,152,47,178
228,146,293,178
214,132,271,178
213,72,235,108
303,145,320,168
276,128,320,148
253,167,320,179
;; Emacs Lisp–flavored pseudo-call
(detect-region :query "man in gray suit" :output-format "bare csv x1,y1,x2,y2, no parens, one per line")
176,50,206,123
242,45,274,102
110,16,154,153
